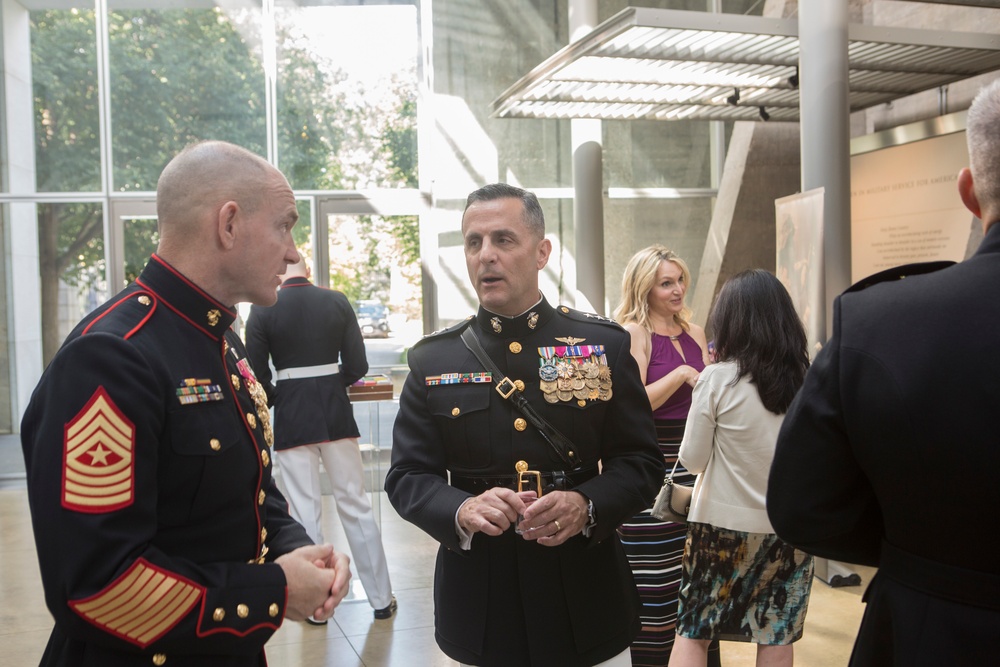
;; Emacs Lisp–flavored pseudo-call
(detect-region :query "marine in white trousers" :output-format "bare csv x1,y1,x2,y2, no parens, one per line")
277,437,394,610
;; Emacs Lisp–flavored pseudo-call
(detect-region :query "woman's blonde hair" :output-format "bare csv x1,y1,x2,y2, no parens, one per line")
613,244,693,332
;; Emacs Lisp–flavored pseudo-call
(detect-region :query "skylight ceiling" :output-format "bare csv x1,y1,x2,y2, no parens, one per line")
492,7,1000,122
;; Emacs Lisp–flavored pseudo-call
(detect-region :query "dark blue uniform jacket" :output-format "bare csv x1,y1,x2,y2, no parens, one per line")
386,297,663,667
21,254,311,667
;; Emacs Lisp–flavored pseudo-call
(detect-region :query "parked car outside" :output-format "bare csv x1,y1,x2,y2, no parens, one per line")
357,300,390,338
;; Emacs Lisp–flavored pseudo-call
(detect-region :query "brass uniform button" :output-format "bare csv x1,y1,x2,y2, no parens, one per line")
568,450,575,459
261,449,270,467
210,438,221,451
258,489,266,505
213,607,225,622
451,407,460,417
237,604,249,619
514,379,525,392
269,603,280,617
152,655,166,666
509,342,522,354
577,399,587,407
137,295,151,306
560,306,570,313
247,413,257,429
514,418,527,432
231,374,241,391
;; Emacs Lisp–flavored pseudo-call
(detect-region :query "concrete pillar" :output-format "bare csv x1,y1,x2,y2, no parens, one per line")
569,0,605,314
2,0,43,429
799,1,852,338
799,0,861,588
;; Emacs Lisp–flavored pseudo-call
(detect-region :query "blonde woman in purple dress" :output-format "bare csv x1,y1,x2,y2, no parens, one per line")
614,245,719,666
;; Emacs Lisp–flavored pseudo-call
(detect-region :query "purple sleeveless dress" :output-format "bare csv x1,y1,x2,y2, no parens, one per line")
648,332,705,420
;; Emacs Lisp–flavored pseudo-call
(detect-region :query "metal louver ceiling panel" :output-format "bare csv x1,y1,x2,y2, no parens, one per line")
492,7,1000,122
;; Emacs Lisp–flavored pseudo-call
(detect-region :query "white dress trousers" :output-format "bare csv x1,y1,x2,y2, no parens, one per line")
277,437,393,609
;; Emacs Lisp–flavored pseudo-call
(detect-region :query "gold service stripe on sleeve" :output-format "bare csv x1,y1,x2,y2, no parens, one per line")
70,560,203,648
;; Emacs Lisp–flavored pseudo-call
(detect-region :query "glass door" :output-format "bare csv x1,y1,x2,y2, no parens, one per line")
108,198,158,293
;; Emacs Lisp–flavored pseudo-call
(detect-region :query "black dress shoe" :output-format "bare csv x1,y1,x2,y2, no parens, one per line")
373,597,397,620
304,615,328,626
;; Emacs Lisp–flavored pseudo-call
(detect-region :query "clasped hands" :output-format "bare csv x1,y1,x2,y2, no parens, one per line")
276,544,352,622
458,488,588,546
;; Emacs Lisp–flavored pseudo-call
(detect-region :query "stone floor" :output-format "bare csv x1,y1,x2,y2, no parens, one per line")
0,471,870,666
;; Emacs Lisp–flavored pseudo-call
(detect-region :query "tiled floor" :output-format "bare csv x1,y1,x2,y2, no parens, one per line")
0,475,871,666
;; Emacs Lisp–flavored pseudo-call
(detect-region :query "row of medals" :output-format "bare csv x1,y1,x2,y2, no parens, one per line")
539,358,612,404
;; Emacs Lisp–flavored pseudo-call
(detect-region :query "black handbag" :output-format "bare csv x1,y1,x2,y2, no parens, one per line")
650,459,693,523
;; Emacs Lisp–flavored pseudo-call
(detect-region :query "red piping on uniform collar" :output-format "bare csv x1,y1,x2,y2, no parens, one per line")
134,255,237,341
148,254,237,317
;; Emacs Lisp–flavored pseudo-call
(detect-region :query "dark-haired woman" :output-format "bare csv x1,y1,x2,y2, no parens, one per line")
669,270,814,667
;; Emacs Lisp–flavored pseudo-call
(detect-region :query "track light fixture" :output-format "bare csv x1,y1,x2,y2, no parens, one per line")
726,88,740,105
758,106,770,121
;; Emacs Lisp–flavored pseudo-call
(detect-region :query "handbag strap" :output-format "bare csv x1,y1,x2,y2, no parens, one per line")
460,327,581,468
666,458,681,482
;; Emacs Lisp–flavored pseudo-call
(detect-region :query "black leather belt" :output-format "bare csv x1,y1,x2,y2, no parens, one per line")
450,464,599,495
878,540,1000,611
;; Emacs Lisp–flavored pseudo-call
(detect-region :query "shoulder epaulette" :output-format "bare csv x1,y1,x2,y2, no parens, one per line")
82,291,158,340
413,316,474,347
844,260,955,294
554,305,624,330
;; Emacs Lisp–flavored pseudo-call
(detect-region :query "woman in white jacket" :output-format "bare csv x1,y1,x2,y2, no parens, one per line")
669,270,814,667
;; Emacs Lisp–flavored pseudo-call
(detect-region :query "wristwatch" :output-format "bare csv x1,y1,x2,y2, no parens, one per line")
585,498,597,529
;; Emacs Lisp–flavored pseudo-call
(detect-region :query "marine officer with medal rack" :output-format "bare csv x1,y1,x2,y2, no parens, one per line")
386,183,664,667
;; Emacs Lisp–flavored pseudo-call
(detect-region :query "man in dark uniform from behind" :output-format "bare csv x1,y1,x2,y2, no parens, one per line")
767,78,1000,665
21,140,351,666
386,183,664,666
245,257,396,622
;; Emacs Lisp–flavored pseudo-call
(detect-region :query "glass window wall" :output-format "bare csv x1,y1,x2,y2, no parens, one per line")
37,201,106,365
274,4,418,191
32,6,101,193
108,4,267,192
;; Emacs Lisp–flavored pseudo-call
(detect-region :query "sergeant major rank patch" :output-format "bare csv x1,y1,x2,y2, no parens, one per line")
62,387,135,513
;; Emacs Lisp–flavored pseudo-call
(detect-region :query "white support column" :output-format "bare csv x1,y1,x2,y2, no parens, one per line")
570,0,604,315
799,0,860,589
799,0,851,338
2,0,42,428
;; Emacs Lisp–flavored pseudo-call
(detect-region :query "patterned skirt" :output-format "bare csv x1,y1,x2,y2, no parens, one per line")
617,419,697,666
676,522,815,645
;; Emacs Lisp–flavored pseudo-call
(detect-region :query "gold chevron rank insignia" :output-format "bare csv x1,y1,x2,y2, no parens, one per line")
63,387,136,513
70,559,203,648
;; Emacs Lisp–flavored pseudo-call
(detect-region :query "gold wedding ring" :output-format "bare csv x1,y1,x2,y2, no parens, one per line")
554,520,561,532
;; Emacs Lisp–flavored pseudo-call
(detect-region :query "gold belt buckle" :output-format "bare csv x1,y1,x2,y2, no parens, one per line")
514,460,542,535
515,460,542,497
496,377,517,399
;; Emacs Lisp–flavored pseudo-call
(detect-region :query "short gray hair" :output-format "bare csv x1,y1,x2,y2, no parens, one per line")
966,78,1000,213
463,183,545,238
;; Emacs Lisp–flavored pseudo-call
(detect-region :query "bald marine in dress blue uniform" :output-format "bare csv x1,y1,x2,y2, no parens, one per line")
21,141,351,666
386,183,663,667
